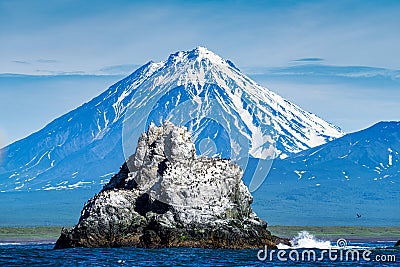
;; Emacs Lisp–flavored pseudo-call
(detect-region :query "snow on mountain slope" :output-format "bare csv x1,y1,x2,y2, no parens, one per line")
268,121,400,183
252,121,400,225
0,47,343,192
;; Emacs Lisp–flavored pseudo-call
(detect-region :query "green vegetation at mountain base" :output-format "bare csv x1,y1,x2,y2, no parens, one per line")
1,225,399,241
0,226,64,240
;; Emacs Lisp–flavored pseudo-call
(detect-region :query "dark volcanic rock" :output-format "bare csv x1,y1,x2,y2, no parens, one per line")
55,122,284,249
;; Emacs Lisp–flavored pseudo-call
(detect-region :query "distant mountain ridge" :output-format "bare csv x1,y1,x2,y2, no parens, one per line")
252,121,400,225
0,47,343,192
270,121,400,183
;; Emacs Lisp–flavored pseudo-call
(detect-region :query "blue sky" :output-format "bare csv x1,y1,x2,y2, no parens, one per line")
1,0,400,146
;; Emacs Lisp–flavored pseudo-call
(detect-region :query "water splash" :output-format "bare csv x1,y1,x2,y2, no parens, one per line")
277,231,331,249
277,231,376,250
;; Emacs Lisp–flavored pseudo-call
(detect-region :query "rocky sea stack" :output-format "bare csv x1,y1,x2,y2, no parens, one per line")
55,122,285,249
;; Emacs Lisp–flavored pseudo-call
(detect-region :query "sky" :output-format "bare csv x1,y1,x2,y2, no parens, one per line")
1,0,400,146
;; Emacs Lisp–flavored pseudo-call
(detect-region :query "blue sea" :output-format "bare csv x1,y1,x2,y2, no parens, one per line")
0,241,398,266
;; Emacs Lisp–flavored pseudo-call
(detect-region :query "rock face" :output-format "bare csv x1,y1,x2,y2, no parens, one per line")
55,122,283,249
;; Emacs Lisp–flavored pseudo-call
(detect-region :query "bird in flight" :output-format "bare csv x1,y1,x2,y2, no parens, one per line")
356,213,361,218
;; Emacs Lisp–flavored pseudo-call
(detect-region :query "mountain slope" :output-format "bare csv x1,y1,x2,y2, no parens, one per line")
252,121,400,225
0,63,158,192
269,121,400,183
0,47,343,192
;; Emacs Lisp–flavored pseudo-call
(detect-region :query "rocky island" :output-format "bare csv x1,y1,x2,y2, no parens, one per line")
55,122,286,249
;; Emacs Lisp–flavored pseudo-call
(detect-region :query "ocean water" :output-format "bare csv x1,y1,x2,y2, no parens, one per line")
1,241,398,266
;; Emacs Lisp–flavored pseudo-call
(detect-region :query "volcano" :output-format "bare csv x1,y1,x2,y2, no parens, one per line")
0,47,343,193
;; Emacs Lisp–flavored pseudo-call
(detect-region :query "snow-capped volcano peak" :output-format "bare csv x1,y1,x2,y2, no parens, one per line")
166,46,230,67
120,47,343,160
0,47,343,192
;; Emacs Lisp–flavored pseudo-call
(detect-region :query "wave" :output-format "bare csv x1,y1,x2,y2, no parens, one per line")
277,231,331,249
0,242,22,246
0,241,55,246
276,231,373,250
